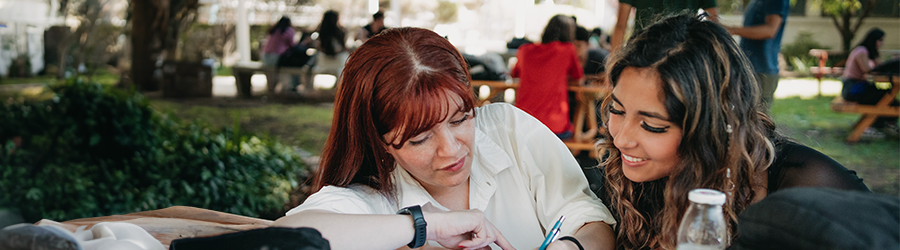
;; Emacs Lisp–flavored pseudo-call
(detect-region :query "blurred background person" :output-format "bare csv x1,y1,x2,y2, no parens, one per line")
839,27,898,136
262,16,296,92
611,0,718,51
725,0,790,113
575,25,609,76
355,10,387,44
511,15,583,139
313,10,349,87
590,27,612,51
262,16,296,67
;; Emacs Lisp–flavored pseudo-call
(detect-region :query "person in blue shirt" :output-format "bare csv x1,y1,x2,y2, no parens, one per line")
725,0,791,113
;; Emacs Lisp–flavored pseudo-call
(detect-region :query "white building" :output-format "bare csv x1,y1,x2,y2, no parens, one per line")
0,0,65,77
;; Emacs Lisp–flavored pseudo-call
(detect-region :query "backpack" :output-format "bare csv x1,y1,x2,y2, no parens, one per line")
278,44,311,68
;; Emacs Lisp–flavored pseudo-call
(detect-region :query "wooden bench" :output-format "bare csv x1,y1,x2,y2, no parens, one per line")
831,75,900,143
231,62,314,98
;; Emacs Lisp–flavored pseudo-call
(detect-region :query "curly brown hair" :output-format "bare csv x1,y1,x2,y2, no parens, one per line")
598,12,778,249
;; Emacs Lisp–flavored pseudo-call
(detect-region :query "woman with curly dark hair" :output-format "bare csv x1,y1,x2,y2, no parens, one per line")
597,12,869,249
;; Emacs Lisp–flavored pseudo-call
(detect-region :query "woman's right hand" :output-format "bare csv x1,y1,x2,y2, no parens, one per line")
424,209,516,250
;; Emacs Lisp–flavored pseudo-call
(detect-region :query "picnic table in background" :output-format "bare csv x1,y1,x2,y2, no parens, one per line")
831,74,900,143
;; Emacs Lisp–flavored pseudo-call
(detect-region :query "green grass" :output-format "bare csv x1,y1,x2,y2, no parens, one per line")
771,95,899,196
1,68,119,86
216,66,232,76
0,75,59,85
148,99,333,155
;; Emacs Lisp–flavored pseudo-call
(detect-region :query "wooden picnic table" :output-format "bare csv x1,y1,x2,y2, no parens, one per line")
830,74,900,143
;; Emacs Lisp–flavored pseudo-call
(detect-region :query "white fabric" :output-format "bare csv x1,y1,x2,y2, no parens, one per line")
287,103,615,249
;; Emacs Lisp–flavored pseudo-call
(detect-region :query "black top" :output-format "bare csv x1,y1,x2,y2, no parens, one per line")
580,140,870,203
767,140,869,193
583,48,610,75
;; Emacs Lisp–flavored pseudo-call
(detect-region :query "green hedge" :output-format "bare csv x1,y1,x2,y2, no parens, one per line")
1,79,306,222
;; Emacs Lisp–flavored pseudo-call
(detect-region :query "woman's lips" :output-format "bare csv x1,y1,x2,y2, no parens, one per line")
621,153,648,166
440,157,465,172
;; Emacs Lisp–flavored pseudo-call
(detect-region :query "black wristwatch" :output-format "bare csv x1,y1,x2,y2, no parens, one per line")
397,205,428,248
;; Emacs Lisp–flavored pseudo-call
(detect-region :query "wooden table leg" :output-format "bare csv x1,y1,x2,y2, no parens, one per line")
847,114,878,143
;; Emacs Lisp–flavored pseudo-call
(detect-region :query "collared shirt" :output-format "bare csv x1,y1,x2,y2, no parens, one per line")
287,103,615,249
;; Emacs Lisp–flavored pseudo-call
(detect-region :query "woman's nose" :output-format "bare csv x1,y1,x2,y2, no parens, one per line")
435,126,460,157
612,121,637,149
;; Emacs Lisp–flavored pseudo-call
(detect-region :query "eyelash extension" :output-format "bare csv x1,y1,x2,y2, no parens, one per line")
641,121,669,133
609,104,625,115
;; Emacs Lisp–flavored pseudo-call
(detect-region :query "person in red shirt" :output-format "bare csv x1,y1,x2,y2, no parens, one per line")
511,15,584,139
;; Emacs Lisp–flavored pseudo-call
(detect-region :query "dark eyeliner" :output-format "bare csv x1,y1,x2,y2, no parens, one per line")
641,121,669,133
609,104,625,115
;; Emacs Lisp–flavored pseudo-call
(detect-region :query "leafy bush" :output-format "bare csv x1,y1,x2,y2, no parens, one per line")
1,79,306,222
781,32,830,73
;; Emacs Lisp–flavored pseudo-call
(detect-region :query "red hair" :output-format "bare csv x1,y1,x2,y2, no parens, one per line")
313,27,476,197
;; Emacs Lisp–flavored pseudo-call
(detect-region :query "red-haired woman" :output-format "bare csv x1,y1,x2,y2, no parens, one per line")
273,27,616,250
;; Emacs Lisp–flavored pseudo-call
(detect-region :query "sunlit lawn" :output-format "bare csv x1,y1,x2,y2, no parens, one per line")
148,98,333,156
770,80,899,196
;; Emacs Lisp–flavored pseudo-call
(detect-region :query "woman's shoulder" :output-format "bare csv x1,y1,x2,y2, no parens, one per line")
475,103,531,124
286,184,395,215
769,140,870,192
850,46,869,57
474,103,554,139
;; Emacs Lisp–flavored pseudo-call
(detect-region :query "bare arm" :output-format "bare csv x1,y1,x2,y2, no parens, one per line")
273,209,516,250
726,14,782,40
543,222,615,250
273,210,416,250
611,3,632,52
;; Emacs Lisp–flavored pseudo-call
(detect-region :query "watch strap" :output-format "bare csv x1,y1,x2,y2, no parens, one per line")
558,236,584,250
397,205,427,248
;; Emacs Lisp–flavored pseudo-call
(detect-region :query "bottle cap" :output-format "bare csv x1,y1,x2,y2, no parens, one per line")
687,188,726,205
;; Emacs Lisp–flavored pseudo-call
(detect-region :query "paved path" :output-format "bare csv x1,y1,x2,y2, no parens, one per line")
212,74,267,97
774,78,842,99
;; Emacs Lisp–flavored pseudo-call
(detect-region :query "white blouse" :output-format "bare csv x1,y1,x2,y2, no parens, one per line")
287,103,616,249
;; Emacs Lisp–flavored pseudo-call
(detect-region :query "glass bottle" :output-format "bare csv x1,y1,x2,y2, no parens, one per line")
676,188,728,250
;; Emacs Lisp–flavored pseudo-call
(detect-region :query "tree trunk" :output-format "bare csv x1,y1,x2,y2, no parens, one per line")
832,0,875,53
132,0,158,91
